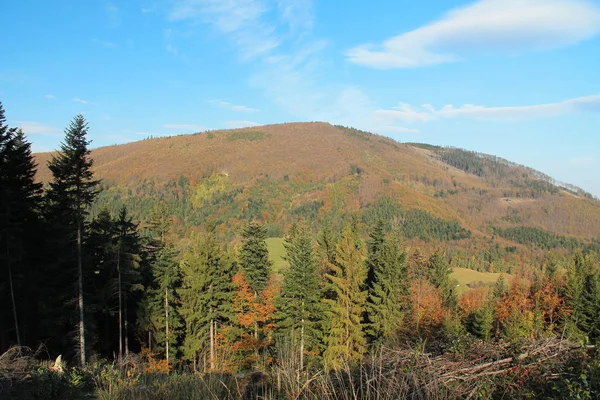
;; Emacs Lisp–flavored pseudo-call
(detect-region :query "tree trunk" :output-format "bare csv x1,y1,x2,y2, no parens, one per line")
6,235,21,347
77,219,86,368
300,317,305,379
209,315,215,370
165,287,169,365
124,291,129,357
117,246,123,363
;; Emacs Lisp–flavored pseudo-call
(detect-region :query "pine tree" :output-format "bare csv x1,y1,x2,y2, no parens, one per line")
152,245,182,364
239,222,272,294
427,250,456,308
46,114,99,367
114,206,143,361
365,225,407,345
178,224,235,371
323,227,367,370
276,224,323,373
0,104,42,348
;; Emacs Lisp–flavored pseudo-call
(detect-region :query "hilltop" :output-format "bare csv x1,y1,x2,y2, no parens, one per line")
35,122,600,268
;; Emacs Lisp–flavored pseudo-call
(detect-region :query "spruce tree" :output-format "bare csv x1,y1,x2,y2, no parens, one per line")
114,206,143,360
323,226,367,370
0,104,42,348
46,115,99,367
239,222,272,294
427,250,456,308
178,224,235,371
276,224,323,372
141,244,183,364
366,225,407,345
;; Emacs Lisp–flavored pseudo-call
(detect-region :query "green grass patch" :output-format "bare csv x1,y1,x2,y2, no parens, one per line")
266,237,287,273
452,267,509,295
226,131,270,141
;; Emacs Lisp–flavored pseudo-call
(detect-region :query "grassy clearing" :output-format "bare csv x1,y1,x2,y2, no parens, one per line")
266,237,287,273
451,267,509,295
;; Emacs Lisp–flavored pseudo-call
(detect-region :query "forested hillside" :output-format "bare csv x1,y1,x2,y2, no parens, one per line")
33,121,600,271
2,103,600,399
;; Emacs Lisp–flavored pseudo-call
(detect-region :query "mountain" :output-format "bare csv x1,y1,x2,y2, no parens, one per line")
34,122,600,267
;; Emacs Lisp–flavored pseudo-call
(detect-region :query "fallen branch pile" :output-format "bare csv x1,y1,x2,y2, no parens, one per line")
379,338,596,398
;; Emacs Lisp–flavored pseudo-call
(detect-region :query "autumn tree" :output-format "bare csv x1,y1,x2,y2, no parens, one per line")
232,272,277,370
46,115,99,367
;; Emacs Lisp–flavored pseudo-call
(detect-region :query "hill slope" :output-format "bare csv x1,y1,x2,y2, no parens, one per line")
34,122,600,264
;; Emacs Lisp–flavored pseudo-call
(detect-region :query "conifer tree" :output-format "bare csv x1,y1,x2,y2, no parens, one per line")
427,250,456,307
567,252,600,344
365,225,407,345
276,224,323,373
323,227,367,370
46,114,99,367
114,206,143,360
0,104,42,347
178,224,235,371
239,222,272,294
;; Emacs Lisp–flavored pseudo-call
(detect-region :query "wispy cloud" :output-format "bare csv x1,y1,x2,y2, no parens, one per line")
209,99,259,113
73,97,97,105
374,94,600,124
93,38,118,48
13,121,61,136
164,28,187,59
225,120,260,129
44,94,56,99
105,2,121,28
163,123,206,131
346,0,600,68
169,0,280,59
167,1,375,130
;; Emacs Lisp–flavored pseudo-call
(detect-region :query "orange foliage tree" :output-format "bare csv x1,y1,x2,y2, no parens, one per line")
231,272,278,370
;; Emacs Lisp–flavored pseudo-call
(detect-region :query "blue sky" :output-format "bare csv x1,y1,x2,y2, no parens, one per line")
1,0,599,196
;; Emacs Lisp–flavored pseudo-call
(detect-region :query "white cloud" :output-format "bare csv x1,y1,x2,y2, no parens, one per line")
225,120,260,128
346,0,600,68
13,121,61,136
44,94,56,99
163,123,206,131
375,94,600,124
209,99,259,113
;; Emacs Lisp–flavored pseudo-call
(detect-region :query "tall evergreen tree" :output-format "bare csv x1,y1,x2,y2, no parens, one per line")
46,115,99,367
239,222,272,294
178,224,235,371
139,244,183,364
567,252,600,344
427,250,456,308
0,104,42,349
276,224,323,373
365,225,407,345
323,227,367,370
114,206,143,360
